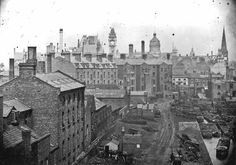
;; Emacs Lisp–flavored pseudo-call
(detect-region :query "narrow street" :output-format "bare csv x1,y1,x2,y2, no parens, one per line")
144,100,175,165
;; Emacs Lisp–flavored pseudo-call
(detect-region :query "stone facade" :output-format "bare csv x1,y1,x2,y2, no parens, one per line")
116,58,172,98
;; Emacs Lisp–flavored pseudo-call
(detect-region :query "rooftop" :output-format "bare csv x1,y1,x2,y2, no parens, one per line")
4,99,31,112
95,98,106,111
86,84,120,90
36,70,84,92
85,89,125,98
3,125,39,148
114,58,172,66
3,99,31,118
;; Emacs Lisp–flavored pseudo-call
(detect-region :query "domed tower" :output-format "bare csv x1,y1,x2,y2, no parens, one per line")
149,33,161,55
108,27,117,57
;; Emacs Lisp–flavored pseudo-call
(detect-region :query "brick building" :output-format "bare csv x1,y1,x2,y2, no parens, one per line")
85,88,126,111
86,95,112,141
0,47,89,165
0,95,52,165
45,48,119,86
3,98,33,128
115,58,172,98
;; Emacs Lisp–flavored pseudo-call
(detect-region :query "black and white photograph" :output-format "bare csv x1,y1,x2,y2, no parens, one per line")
0,0,236,164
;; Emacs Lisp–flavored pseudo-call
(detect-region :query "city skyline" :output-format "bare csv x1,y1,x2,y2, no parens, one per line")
0,0,236,68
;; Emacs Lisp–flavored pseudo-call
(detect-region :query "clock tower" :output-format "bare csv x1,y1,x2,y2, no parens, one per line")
108,28,117,57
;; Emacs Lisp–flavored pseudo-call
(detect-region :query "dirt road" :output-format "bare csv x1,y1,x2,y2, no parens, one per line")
143,100,175,165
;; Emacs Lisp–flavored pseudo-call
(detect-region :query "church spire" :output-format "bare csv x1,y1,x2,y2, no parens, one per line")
221,27,227,52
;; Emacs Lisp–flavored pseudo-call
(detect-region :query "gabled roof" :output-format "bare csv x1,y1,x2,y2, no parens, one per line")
36,70,84,92
3,104,14,118
95,98,106,111
4,99,31,113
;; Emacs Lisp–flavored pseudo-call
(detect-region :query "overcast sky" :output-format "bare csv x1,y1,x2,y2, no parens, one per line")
0,0,235,68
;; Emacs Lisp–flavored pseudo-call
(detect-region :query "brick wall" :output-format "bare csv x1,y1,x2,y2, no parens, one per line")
59,88,85,165
0,77,60,147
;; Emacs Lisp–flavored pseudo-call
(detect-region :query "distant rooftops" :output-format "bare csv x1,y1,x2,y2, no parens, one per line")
114,58,172,66
85,89,125,98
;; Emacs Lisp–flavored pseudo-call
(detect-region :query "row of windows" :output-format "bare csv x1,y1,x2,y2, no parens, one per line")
61,92,81,106
86,79,117,85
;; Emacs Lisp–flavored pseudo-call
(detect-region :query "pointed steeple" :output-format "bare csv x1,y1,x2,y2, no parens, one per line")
190,47,195,56
221,27,227,52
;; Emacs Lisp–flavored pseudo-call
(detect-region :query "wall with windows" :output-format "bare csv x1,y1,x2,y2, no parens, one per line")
59,88,86,165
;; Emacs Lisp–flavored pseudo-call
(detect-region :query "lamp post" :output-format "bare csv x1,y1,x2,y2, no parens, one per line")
121,126,125,154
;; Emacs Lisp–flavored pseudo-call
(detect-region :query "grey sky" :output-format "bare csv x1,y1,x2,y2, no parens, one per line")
0,0,235,68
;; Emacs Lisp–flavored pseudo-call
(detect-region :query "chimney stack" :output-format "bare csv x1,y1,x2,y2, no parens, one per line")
129,44,133,56
84,54,92,62
101,53,107,59
108,54,113,62
61,51,71,62
19,47,37,78
120,53,126,60
26,46,37,64
22,127,31,163
141,41,145,55
47,52,55,73
211,51,213,56
59,28,63,53
142,54,147,60
37,61,46,74
9,58,15,80
0,94,3,152
96,54,102,62
73,52,81,62
167,53,170,60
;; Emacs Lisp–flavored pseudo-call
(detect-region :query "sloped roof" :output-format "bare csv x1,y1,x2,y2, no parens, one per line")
85,89,125,98
36,71,84,92
3,125,39,148
86,84,120,90
95,98,106,111
3,104,14,118
131,91,147,96
4,99,31,112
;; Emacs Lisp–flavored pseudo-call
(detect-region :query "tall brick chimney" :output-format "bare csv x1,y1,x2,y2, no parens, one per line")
141,41,145,55
167,53,170,60
19,47,37,78
26,46,37,65
47,52,55,73
9,58,15,80
22,127,31,163
0,94,3,152
129,44,133,56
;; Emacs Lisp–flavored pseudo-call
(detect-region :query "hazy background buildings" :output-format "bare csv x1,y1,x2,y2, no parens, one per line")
0,0,236,69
